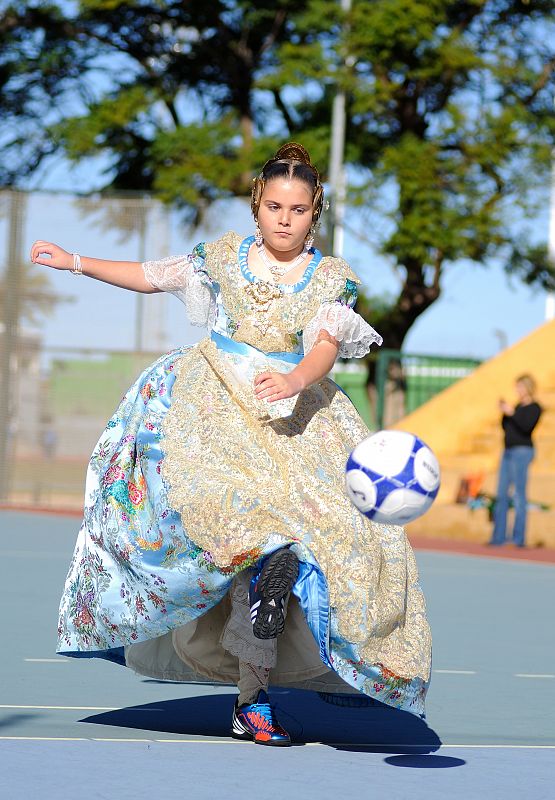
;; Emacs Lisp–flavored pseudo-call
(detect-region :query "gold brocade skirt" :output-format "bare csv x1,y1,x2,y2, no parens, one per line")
160,337,432,687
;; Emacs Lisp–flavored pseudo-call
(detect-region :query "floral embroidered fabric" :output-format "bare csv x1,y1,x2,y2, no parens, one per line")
57,231,432,718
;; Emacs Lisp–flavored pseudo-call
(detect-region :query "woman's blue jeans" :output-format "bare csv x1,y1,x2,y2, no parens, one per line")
491,446,534,546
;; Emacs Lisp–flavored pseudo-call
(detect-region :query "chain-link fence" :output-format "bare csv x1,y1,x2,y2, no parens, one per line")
0,188,210,507
375,348,481,429
5,344,161,507
0,188,479,510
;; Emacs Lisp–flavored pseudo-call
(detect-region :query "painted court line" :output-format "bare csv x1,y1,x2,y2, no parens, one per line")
0,737,88,741
433,669,476,674
514,673,555,679
0,704,168,713
20,662,555,680
0,736,554,748
0,704,117,711
439,744,555,750
91,738,154,742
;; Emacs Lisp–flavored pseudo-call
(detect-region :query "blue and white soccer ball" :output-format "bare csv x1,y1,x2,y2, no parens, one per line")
345,430,440,525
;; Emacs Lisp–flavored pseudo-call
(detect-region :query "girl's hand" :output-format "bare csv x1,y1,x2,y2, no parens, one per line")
499,399,513,415
254,371,305,402
30,240,73,270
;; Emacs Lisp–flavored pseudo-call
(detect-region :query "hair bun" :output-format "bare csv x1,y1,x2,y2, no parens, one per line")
274,142,312,166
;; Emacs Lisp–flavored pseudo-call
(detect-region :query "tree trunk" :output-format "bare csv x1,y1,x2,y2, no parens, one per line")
363,256,442,389
240,113,254,189
379,260,441,351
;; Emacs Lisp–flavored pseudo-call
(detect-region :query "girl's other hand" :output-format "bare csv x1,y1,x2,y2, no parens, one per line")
30,240,73,270
254,371,305,402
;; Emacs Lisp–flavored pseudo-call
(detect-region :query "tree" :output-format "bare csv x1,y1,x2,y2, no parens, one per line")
1,1,554,352
0,1,305,207
268,0,555,348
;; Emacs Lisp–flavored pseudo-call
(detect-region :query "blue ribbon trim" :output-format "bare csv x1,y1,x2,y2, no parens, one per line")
210,331,303,365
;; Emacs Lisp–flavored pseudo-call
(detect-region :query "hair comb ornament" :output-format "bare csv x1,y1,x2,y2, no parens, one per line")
273,142,313,165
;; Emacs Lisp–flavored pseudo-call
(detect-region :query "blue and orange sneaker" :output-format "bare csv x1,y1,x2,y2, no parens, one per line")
231,690,291,746
249,548,299,640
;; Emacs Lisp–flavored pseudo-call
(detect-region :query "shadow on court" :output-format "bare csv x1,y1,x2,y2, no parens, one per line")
384,754,466,768
80,688,445,755
0,713,41,731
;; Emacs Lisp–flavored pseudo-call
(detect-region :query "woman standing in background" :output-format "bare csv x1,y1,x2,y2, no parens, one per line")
489,374,542,548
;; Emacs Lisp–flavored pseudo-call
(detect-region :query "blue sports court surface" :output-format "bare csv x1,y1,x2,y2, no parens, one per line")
1,510,553,798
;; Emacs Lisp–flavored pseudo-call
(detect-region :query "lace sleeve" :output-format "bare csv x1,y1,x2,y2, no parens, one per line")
303,302,383,359
142,243,216,328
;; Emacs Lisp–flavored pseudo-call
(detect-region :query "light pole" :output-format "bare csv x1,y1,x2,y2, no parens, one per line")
327,0,352,258
0,191,26,501
134,197,148,352
546,146,555,321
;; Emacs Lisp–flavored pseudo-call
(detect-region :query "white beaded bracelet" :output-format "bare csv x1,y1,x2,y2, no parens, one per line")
71,253,83,275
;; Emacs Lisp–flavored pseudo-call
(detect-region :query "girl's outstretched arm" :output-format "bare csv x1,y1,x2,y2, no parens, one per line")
30,240,158,293
254,332,339,403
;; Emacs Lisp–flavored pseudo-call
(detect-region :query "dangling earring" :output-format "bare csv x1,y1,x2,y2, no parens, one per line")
305,224,316,250
255,222,263,247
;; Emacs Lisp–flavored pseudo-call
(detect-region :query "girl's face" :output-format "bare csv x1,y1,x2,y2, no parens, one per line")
257,178,313,254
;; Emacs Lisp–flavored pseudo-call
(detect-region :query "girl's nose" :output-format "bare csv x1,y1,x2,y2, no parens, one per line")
278,211,291,227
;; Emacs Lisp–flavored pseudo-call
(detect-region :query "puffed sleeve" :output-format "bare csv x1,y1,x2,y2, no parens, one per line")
302,278,383,358
142,242,216,328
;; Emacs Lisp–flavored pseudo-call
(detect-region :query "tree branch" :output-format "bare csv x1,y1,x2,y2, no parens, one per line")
260,8,288,55
272,89,295,133
164,98,180,129
523,56,555,107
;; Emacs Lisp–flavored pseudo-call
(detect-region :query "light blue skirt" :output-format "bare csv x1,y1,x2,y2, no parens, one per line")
57,340,429,717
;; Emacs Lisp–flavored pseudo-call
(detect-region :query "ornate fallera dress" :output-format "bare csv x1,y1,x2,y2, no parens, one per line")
57,232,432,717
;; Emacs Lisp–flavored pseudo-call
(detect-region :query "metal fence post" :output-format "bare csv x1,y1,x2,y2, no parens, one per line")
0,190,26,501
375,348,392,430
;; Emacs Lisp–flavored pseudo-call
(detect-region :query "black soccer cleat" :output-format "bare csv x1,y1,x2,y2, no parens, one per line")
249,548,299,639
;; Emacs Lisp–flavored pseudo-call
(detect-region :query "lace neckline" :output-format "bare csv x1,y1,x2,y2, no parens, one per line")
238,235,322,294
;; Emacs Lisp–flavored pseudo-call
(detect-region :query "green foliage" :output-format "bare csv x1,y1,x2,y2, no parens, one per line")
1,0,554,349
151,117,246,207
54,85,155,158
354,286,397,331
506,243,554,289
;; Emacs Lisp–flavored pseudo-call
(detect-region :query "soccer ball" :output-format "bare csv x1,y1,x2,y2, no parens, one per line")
345,430,440,525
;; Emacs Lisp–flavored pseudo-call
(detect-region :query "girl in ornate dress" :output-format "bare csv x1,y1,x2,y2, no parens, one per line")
31,143,431,746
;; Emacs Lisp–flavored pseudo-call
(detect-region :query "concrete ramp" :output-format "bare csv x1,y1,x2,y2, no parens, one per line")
392,320,555,547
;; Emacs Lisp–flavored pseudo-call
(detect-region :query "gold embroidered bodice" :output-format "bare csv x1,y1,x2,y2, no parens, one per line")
205,232,360,353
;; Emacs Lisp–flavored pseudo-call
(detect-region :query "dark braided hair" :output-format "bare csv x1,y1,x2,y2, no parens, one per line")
251,142,324,222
